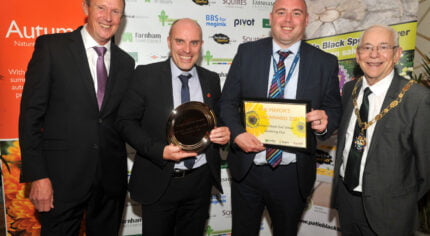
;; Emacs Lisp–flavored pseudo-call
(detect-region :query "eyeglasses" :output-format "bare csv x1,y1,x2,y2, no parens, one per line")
358,44,398,54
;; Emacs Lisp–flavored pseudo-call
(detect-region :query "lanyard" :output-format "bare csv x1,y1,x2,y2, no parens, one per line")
271,51,300,97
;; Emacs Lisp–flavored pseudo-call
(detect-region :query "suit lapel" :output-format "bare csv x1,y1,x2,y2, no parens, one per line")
296,42,312,100
68,28,99,110
368,74,403,152
197,66,214,108
161,60,175,111
255,39,273,98
337,79,361,157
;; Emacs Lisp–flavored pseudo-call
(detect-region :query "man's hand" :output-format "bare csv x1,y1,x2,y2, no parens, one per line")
234,132,265,153
30,178,54,212
209,126,230,145
306,109,328,133
163,144,197,161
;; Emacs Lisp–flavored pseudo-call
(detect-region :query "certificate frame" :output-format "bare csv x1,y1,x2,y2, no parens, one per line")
242,98,311,152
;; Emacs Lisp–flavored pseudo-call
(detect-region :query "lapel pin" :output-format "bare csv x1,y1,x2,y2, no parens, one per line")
207,93,211,98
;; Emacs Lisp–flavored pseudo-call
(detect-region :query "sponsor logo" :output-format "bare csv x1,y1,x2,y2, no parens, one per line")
122,32,133,42
206,225,232,236
211,33,230,44
211,194,227,204
121,217,142,225
262,18,271,28
133,32,162,44
205,15,227,28
203,50,232,66
127,52,139,62
125,14,150,20
5,20,73,39
252,0,274,7
242,34,268,43
233,18,255,27
222,0,247,6
193,0,209,5
158,10,176,26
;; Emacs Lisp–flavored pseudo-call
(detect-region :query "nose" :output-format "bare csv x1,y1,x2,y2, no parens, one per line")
183,43,191,53
369,47,380,57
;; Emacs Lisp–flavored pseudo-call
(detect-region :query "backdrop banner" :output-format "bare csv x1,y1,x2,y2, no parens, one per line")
0,0,418,235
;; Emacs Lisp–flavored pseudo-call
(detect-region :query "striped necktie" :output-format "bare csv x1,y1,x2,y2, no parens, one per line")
266,51,290,168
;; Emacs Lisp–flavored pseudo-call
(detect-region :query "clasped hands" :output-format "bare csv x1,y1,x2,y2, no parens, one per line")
163,126,230,161
235,109,328,153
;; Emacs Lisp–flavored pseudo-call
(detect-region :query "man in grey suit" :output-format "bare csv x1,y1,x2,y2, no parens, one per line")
332,24,430,236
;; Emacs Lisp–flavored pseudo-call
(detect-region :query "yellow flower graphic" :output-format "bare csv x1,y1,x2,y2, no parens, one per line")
245,102,269,137
291,117,306,138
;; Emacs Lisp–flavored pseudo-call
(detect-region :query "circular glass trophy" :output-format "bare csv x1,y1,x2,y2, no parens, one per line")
166,101,216,152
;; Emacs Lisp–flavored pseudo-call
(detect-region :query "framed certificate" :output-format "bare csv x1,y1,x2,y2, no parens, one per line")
242,98,311,151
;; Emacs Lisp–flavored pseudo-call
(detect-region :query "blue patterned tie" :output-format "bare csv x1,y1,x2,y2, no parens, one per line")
178,73,195,169
266,51,290,168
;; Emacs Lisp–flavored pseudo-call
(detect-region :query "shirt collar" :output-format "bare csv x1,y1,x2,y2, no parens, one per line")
272,40,301,56
81,24,112,51
170,58,197,80
362,70,394,97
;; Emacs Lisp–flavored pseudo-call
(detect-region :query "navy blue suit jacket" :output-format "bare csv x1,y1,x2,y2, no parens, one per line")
219,38,342,198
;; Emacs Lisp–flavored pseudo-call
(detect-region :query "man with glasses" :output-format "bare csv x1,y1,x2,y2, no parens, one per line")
332,24,430,235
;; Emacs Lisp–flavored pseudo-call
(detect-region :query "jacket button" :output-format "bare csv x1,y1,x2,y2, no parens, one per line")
93,144,99,149
98,119,103,124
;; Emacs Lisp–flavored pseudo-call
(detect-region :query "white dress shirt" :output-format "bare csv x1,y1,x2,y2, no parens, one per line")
253,40,301,165
170,59,207,170
340,70,394,192
81,24,111,93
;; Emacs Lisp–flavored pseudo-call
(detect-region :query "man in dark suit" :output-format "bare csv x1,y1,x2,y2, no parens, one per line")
219,0,342,235
18,0,135,235
332,25,430,236
116,18,230,236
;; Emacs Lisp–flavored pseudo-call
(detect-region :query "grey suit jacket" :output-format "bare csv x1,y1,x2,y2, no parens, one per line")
332,73,430,235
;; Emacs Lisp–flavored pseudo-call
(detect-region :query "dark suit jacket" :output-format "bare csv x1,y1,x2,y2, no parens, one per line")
116,59,223,204
19,27,135,202
332,73,430,235
219,37,342,199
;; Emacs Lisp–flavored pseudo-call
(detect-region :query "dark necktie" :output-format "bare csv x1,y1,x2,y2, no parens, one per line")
93,46,107,110
178,73,195,169
344,87,372,191
266,51,290,168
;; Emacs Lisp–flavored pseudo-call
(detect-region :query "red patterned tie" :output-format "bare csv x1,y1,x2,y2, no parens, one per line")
266,51,290,168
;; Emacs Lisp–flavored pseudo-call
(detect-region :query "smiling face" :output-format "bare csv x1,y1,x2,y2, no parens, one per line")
167,19,203,71
270,0,308,49
83,0,124,45
356,26,402,85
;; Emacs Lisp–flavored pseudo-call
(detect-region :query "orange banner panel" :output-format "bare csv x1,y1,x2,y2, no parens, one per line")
0,0,86,139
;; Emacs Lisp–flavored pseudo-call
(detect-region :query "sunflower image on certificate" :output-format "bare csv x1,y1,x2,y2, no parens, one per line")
243,99,310,150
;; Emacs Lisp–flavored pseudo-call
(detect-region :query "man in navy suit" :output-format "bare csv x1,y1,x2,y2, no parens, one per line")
19,0,135,235
219,0,342,235
332,25,430,236
116,18,230,236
